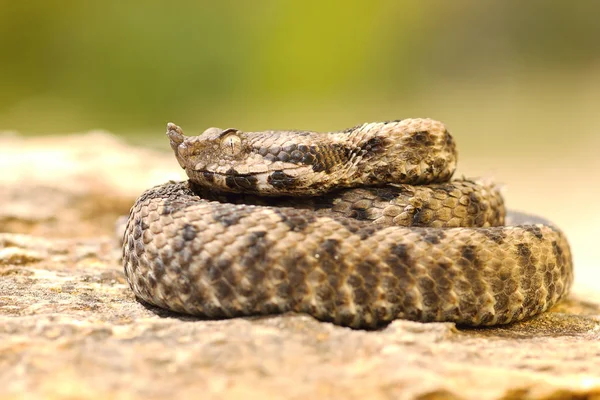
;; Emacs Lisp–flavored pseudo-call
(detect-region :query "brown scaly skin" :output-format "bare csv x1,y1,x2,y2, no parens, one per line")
167,119,457,195
123,119,573,328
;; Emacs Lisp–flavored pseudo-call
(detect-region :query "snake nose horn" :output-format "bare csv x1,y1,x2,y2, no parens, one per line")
166,123,185,148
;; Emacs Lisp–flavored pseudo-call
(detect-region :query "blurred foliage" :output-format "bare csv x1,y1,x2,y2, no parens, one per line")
0,0,599,145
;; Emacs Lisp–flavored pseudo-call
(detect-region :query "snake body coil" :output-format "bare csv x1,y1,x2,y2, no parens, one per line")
123,119,573,328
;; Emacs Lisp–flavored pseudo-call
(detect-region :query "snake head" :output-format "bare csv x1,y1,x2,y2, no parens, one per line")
167,123,249,169
167,123,277,193
166,122,331,195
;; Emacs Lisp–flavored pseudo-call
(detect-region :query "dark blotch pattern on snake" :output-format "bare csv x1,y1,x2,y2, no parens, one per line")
123,119,573,328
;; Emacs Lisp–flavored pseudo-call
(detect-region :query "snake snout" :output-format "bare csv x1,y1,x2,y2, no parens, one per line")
166,123,186,149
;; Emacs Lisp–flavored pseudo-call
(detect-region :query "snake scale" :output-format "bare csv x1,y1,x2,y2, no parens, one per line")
123,119,573,328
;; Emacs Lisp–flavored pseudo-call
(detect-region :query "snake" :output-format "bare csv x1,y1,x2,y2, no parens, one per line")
122,118,573,328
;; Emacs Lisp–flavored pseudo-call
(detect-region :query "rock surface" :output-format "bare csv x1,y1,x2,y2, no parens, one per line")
1,132,599,400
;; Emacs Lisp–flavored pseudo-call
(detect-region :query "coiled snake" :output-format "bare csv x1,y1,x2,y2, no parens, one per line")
123,119,573,328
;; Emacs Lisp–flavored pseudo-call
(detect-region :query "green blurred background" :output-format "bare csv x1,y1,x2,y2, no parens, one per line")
1,1,599,146
1,0,599,276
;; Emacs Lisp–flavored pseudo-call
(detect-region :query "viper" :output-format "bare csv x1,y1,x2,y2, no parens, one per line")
123,119,573,328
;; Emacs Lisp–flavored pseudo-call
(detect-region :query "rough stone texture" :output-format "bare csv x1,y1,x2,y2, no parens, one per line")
1,132,599,400
0,132,183,238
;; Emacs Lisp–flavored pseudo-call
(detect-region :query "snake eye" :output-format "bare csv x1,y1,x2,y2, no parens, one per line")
219,129,243,156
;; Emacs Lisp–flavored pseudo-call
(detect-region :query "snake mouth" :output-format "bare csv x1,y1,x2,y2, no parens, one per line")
196,170,264,177
189,166,308,194
194,165,305,178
